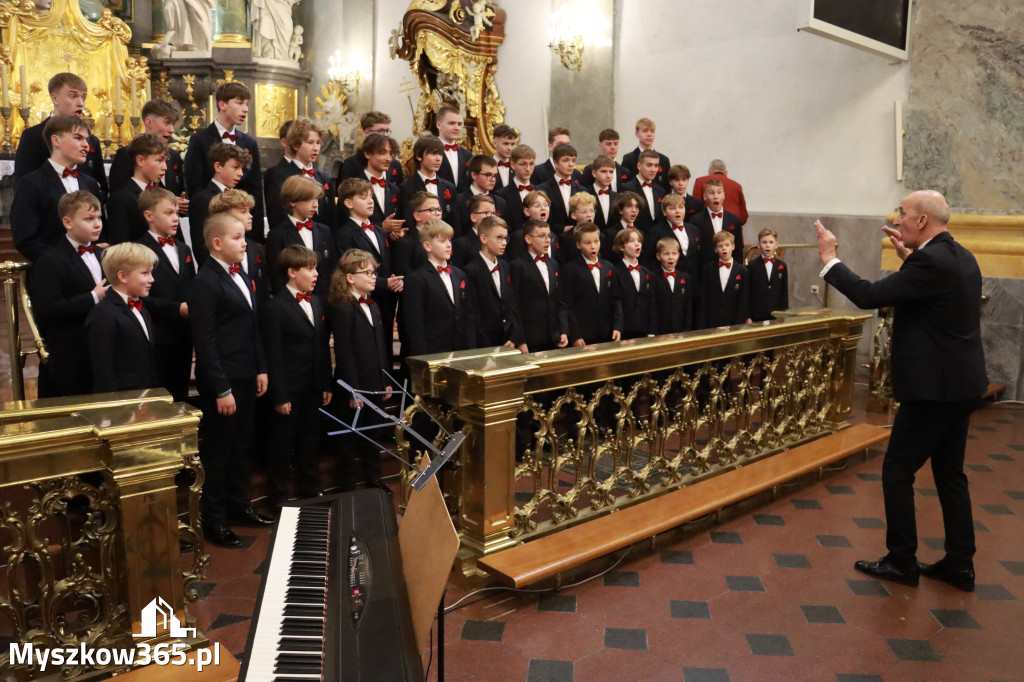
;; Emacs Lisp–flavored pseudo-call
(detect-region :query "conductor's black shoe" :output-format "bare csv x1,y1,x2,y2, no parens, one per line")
229,506,275,527
918,559,975,592
854,557,919,586
368,479,394,497
203,524,241,548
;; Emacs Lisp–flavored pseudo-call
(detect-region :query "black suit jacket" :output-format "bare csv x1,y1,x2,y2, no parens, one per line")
331,299,390,393
401,262,475,356
245,240,270,307
363,175,402,227
698,261,750,329
531,159,583,187
15,120,107,195
613,260,656,339
591,188,617,232
452,229,482,269
265,219,337,299
690,209,744,264
398,174,458,226
620,147,671,191
581,163,631,191
641,222,703,283
509,256,568,351
110,146,185,196
184,123,264,239
497,181,530,233
188,258,267,396
263,158,337,229
11,163,102,262
339,153,404,185
392,225,428,277
652,269,694,334
747,256,789,322
86,293,156,392
181,180,223,265
683,194,704,221
261,291,331,403
621,178,667,233
538,177,586,242
823,232,987,402
335,219,393,292
464,255,524,347
455,188,509,237
137,231,196,345
105,181,150,245
438,144,472,189
563,257,623,343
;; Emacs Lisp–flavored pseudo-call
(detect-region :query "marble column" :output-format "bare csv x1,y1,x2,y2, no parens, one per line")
213,0,251,45
151,0,167,43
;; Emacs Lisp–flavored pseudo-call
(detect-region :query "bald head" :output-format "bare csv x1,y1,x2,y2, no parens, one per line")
908,190,950,226
894,189,950,248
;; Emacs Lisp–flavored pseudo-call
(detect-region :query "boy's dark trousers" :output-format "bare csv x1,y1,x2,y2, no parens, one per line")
267,389,322,502
198,379,257,527
155,342,193,404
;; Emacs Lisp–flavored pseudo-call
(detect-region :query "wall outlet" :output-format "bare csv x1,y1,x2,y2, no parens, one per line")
810,284,820,295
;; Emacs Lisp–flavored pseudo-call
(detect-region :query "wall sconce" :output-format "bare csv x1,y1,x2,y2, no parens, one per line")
548,5,584,71
327,50,361,99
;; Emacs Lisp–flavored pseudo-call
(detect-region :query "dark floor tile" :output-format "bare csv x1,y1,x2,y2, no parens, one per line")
462,620,505,642
604,627,647,650
800,604,845,624
661,549,695,565
999,560,1024,576
981,504,1014,515
515,492,533,503
836,675,884,682
846,579,890,597
792,499,822,510
974,520,989,532
753,514,785,526
710,531,743,544
604,570,640,587
746,633,793,656
930,609,981,629
852,517,885,529
683,668,730,682
857,472,883,481
527,659,574,682
187,581,216,600
208,613,249,631
988,453,1014,462
993,418,1013,425
915,487,939,497
966,464,993,472
887,638,940,662
670,600,711,620
922,537,945,551
1005,490,1024,500
974,584,1016,601
826,485,855,495
774,553,811,569
1009,444,1024,451
972,425,995,432
538,593,577,613
816,534,852,548
725,575,764,592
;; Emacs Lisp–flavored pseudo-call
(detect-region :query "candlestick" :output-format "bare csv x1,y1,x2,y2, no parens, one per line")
1,106,12,155
1,65,8,109
114,112,124,151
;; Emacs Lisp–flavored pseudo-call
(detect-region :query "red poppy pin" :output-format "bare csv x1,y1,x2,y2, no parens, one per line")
621,174,628,180
680,277,686,284
88,145,94,153
391,167,398,176
173,164,179,170
322,314,325,321
256,253,263,264
778,264,784,270
185,255,192,263
606,270,611,277
735,274,741,281
460,280,466,289
645,273,649,280
507,275,511,282
444,188,452,199
385,237,390,247
251,280,256,292
657,165,663,173
323,182,330,191
658,196,663,203
391,195,397,203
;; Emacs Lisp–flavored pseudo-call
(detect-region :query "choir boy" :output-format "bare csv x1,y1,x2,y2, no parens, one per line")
642,193,702,283
435,105,471,188
263,116,335,229
508,219,569,352
564,222,622,346
105,134,168,244
621,150,667,233
453,194,496,267
698,231,751,329
393,191,438,276
208,190,271,306
399,135,457,224
184,142,250,264
497,143,537,233
539,143,585,239
651,238,693,334
612,227,656,339
265,175,337,298
348,133,403,234
748,228,789,322
564,191,598,260
621,117,671,190
603,191,643,252
109,99,187,211
589,155,618,231
532,126,581,186
338,111,404,183
667,164,703,220
463,216,525,350
456,154,508,234
582,129,629,191
690,179,744,265
491,124,518,190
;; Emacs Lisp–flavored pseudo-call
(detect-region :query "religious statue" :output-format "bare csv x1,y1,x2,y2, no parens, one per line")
288,25,303,62
251,0,303,61
466,0,494,41
153,0,215,56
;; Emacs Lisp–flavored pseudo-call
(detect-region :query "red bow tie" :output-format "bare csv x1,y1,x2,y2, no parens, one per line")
598,188,611,195
296,220,313,231
719,260,731,268
127,298,143,312
559,178,572,186
358,295,373,305
424,178,438,185
712,212,723,219
296,291,311,303
77,244,94,255
370,176,386,187
63,167,79,178
625,224,635,230
534,254,547,263
228,263,241,275
672,225,685,232
360,222,374,232
497,160,511,167
587,262,600,270
518,184,533,192
300,168,315,177
437,265,451,274
158,236,175,247
641,182,652,188
444,144,459,152
221,131,237,142
146,181,160,189
490,264,500,274
764,257,776,263
627,264,640,272
663,271,676,278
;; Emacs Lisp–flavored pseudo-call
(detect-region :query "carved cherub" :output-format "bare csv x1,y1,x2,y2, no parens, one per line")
466,0,494,41
288,25,303,62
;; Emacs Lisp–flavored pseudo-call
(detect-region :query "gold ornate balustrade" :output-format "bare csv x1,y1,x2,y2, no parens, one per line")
0,390,208,680
401,308,870,577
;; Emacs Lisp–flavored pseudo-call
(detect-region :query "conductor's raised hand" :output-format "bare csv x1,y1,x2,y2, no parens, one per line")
882,225,911,261
814,220,838,264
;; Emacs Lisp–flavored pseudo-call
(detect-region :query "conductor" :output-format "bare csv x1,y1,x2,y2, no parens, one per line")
815,190,987,591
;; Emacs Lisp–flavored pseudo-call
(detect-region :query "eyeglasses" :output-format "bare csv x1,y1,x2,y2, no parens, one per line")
471,210,496,217
354,269,376,276
493,235,508,243
367,128,391,136
475,172,497,179
415,207,443,214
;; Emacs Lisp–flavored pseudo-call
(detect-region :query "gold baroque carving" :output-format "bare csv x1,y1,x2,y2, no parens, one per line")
256,83,297,140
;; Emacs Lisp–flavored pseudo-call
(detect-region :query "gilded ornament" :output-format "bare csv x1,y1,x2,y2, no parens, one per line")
255,82,296,139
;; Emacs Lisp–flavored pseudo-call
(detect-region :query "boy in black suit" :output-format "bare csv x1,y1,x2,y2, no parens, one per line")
509,190,561,263
582,129,630,192
589,155,618,232
109,99,188,215
266,175,337,299
105,134,168,245
401,219,476,356
611,227,655,339
491,124,518,190
393,191,437,276
748,228,789,322
12,116,103,262
344,133,404,235
539,143,585,240
691,179,744,264
698,231,750,329
497,143,537,234
435,105,471,189
14,72,106,196
651,237,694,334
463,216,525,350
261,244,333,504
508,220,569,352
184,142,250,264
338,111,404,184
622,150,667,233
456,155,509,235
188,213,274,547
642,194,702,283
564,191,598,261
263,116,336,229
399,135,458,225
29,191,107,398
137,187,197,403
452,194,496,267
208,190,271,306
86,242,158,392
532,126,582,186
668,164,703,221
564,222,622,346
184,81,265,241
603,191,643,252
621,117,671,190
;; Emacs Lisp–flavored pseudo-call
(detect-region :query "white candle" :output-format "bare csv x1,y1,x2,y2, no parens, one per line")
130,78,136,116
1,65,8,109
19,64,27,105
115,82,121,116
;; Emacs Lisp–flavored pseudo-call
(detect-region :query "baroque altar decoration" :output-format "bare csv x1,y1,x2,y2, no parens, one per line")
390,0,507,155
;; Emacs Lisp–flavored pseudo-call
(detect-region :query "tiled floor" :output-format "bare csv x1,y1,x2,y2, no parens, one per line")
180,397,1024,681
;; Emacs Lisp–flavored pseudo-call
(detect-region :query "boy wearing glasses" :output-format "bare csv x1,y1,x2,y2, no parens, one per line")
394,191,440,276
455,154,508,236
508,219,568,352
463,216,525,350
453,194,496,268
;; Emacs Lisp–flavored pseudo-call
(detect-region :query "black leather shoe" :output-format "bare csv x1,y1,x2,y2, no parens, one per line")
229,506,276,527
203,524,241,548
918,560,975,591
368,479,394,497
854,557,919,586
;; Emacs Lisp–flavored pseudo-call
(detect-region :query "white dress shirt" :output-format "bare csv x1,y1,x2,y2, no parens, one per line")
533,256,550,292
583,257,602,291
442,143,460,186
214,120,238,145
480,252,501,297
213,255,252,307
719,260,733,291
595,185,611,219
661,267,675,293
50,159,80,192
555,176,572,212
762,254,774,279
431,259,454,301
418,171,439,196
671,224,690,255
351,217,380,253
68,235,102,302
709,208,724,233
623,258,641,290
149,230,179,274
286,284,313,324
289,214,314,250
365,169,386,208
114,289,150,340
640,181,656,219
495,156,510,187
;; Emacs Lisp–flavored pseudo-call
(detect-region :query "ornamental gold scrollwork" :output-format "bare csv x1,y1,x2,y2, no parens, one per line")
256,83,297,140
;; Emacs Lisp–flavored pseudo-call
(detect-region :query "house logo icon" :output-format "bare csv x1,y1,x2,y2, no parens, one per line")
134,597,197,638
